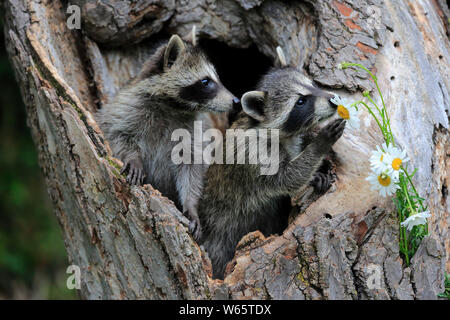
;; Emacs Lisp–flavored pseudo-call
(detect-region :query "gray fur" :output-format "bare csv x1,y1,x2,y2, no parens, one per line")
197,67,345,279
97,35,237,239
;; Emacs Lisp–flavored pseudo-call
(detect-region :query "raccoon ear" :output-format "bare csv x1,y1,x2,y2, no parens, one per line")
242,91,267,121
164,35,186,71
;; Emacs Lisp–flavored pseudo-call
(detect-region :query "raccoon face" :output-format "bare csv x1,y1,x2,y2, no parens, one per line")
241,67,337,137
148,35,238,113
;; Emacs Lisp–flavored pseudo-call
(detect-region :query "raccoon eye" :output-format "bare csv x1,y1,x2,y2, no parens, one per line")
201,78,211,86
296,97,307,106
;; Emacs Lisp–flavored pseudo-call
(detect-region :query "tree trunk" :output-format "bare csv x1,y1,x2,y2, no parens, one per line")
2,0,448,299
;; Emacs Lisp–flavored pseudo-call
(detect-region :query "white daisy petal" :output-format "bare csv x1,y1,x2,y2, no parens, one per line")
382,145,409,177
369,145,390,174
330,95,360,129
330,94,343,106
401,211,431,231
366,170,399,197
343,107,359,129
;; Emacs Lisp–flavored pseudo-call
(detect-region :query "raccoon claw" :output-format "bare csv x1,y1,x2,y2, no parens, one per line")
121,158,145,185
189,219,202,241
183,209,202,241
319,118,346,146
310,172,331,194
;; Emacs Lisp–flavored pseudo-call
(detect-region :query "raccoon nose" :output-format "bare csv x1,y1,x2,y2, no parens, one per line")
329,98,337,109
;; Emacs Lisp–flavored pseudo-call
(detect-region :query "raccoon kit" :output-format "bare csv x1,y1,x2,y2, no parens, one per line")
197,51,345,279
97,33,239,239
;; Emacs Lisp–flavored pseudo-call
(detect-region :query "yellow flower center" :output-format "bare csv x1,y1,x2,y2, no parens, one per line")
378,173,391,187
392,158,402,170
380,154,384,162
337,105,350,120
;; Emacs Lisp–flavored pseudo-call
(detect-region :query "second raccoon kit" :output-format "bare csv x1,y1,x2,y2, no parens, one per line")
197,50,345,279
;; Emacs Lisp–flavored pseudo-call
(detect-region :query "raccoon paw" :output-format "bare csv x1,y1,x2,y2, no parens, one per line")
183,208,202,241
121,158,145,185
318,118,346,146
189,219,202,242
310,172,331,194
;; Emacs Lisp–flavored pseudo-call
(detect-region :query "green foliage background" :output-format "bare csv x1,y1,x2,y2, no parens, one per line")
0,14,76,299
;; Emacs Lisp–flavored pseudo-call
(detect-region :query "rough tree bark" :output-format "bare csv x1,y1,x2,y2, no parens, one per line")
2,0,448,299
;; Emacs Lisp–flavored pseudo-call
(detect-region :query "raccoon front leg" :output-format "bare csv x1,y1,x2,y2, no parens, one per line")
176,163,207,240
110,135,145,186
274,119,345,194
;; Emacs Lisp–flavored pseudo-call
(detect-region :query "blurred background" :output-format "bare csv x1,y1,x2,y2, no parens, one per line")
0,14,76,299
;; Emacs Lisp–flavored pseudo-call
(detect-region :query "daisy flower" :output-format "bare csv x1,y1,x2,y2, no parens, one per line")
330,94,360,129
365,170,399,197
401,211,431,231
369,144,390,173
383,145,409,180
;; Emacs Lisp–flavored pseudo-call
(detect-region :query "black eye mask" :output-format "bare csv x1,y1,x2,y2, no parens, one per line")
179,78,219,102
282,95,316,133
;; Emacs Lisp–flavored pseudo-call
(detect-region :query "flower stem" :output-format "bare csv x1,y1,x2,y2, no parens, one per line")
341,62,395,145
340,61,429,265
402,176,416,218
354,100,389,142
403,226,410,266
400,180,414,266
401,167,426,212
364,94,383,123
